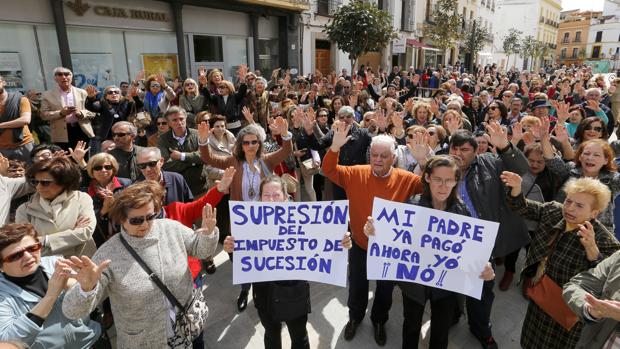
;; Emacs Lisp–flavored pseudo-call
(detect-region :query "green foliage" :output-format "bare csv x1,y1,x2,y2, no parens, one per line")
462,20,490,72
520,35,537,70
323,1,397,70
424,0,463,52
502,28,522,58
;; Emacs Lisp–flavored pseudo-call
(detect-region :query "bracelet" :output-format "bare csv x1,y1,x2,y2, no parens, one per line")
198,138,209,146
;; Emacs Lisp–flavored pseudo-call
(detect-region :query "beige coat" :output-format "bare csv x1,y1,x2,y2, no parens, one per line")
15,190,97,257
40,86,95,143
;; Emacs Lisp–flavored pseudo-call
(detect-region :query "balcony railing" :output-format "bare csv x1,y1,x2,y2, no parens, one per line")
316,0,341,15
573,38,581,42
562,38,570,43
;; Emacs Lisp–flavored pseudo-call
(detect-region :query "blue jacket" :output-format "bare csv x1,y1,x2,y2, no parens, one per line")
0,256,100,348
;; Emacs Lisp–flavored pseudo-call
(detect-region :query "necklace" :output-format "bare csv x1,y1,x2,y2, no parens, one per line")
246,162,258,199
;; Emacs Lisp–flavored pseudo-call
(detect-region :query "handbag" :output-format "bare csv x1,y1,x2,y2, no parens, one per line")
119,234,208,348
279,164,298,194
525,232,579,331
301,158,320,176
269,281,311,321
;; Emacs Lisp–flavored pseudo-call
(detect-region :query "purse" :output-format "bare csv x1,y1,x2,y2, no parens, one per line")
525,232,579,331
301,158,320,176
279,164,298,194
119,234,209,347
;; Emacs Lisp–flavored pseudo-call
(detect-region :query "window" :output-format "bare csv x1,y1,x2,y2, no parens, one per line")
574,31,581,42
572,48,578,58
562,32,569,43
193,35,223,62
561,48,567,58
592,45,601,58
595,31,602,43
401,0,415,32
257,39,278,73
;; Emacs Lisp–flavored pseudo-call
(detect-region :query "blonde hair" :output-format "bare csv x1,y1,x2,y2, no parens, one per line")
86,152,119,178
520,115,541,127
219,80,235,93
412,101,433,120
563,177,612,212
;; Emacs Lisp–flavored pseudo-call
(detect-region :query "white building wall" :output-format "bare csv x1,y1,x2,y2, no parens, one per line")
492,0,539,70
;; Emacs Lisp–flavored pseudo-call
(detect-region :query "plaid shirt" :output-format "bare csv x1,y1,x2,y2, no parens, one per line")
507,193,620,348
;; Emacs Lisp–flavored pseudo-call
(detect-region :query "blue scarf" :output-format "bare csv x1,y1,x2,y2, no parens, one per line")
144,90,164,116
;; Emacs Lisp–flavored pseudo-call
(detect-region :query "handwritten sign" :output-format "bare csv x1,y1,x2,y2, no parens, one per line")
367,198,499,299
230,201,350,287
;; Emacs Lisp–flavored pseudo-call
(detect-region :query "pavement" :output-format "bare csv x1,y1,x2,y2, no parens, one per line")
200,247,529,349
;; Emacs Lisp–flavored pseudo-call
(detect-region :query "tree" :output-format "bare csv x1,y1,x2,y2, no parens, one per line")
323,1,397,73
462,20,490,72
520,35,537,70
502,28,522,69
424,0,463,62
534,41,551,70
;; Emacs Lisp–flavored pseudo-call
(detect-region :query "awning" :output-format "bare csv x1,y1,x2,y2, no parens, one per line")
406,39,439,51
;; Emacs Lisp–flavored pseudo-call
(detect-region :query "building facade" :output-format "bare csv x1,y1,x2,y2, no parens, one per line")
585,0,620,72
556,10,601,66
0,0,306,92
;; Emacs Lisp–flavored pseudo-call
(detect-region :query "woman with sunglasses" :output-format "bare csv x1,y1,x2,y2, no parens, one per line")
62,180,219,349
199,117,292,311
85,84,136,148
573,117,609,149
481,101,509,129
16,157,96,258
363,155,495,349
0,223,101,348
147,115,171,147
85,153,132,248
179,78,205,129
223,175,352,349
202,65,248,135
135,74,176,133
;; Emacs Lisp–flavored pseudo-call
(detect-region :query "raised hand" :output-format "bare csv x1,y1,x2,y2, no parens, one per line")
216,167,236,193
201,204,217,233
407,132,432,165
242,106,255,124
66,256,111,292
302,109,316,135
555,101,570,123
155,73,167,87
445,117,461,135
85,85,98,98
404,98,414,113
329,121,352,152
485,121,509,149
586,99,601,112
198,121,211,143
349,94,358,107
172,78,181,91
269,116,289,136
376,109,389,130
500,171,522,196
392,111,405,129
511,121,524,145
237,64,248,83
134,69,145,82
68,140,90,164
553,123,570,144
429,99,440,116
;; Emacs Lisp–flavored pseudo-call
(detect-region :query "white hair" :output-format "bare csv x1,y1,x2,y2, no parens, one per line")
446,95,464,107
370,134,396,155
586,87,602,96
137,146,162,160
247,123,266,142
338,106,355,117
52,67,72,75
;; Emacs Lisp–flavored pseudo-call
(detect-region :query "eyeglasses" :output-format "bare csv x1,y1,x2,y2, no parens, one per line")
137,161,159,170
112,132,129,138
218,85,228,89
429,176,457,187
2,243,42,263
55,72,71,77
127,213,158,226
106,90,120,95
30,179,55,187
488,106,498,111
157,121,168,126
150,83,161,88
242,140,259,146
585,126,603,132
93,165,113,171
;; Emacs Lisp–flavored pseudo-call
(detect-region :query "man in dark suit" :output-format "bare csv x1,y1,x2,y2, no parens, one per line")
136,146,193,205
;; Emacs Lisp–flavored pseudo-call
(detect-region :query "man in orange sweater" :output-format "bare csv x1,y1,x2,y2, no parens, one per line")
322,122,425,346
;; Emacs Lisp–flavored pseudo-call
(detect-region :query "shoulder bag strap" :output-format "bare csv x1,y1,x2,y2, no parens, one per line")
118,234,184,310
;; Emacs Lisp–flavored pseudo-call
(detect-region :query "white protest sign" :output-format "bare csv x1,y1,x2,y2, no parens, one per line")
230,200,350,287
367,198,499,299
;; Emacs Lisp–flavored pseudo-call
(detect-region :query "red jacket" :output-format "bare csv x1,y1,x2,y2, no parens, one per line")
163,186,225,279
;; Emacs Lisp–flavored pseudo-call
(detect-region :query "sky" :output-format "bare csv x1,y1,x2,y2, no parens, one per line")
561,0,605,11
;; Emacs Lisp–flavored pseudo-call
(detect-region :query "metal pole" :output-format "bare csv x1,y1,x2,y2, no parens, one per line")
49,0,72,70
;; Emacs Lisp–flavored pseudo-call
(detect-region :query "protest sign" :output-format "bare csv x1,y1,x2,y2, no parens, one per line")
367,198,499,299
230,200,350,287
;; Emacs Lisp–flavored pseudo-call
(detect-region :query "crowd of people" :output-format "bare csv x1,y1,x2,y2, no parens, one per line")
0,61,620,349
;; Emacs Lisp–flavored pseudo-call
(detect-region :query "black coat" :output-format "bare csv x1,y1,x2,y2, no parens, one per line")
202,84,248,125
86,97,135,139
304,123,372,166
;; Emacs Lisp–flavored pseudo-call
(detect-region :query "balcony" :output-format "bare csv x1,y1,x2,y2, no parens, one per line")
573,38,581,43
238,0,309,11
562,38,570,44
316,0,342,16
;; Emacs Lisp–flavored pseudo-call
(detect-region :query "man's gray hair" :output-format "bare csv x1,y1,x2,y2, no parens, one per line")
256,77,268,86
164,106,187,119
338,105,355,117
52,67,72,75
137,146,162,160
112,121,137,135
586,87,602,96
370,134,396,155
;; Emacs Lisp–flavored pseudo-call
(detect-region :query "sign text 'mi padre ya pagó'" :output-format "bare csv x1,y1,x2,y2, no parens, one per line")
229,201,350,287
367,198,499,299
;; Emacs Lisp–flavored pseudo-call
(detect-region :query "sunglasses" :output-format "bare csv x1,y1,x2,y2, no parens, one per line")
93,165,113,171
319,114,329,117
428,131,436,136
242,140,259,146
407,134,416,139
106,90,120,95
150,83,161,88
55,72,71,76
112,132,129,138
585,126,603,132
30,179,55,187
157,121,168,126
2,243,42,263
488,106,498,111
137,161,159,170
338,115,353,120
128,212,158,226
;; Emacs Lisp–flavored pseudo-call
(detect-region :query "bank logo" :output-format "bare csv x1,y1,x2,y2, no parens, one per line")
66,0,90,16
